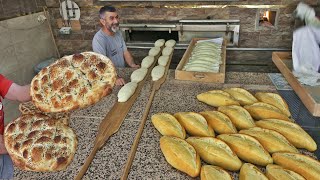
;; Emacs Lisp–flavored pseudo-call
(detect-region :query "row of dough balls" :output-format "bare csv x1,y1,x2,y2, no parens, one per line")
151,39,176,81
118,39,175,102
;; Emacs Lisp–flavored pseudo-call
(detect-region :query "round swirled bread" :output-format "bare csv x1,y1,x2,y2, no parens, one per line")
4,114,77,172
19,101,70,125
30,52,117,113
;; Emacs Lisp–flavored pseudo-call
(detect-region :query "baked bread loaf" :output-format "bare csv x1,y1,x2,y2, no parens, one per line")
239,127,298,153
217,105,255,130
255,119,317,151
201,165,232,180
223,88,258,105
154,39,165,47
244,102,291,121
197,90,240,107
200,111,237,134
151,113,186,139
186,137,242,171
266,164,306,180
255,92,291,117
131,68,148,83
162,46,174,56
151,65,166,81
217,134,273,166
272,152,320,180
174,112,215,137
160,136,201,177
141,56,155,68
117,82,138,102
165,39,176,47
149,47,161,56
4,114,77,171
158,55,170,66
19,101,70,126
239,163,268,180
30,52,116,113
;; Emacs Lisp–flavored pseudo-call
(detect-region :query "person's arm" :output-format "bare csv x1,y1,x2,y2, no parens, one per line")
124,50,139,68
0,135,7,154
5,83,31,102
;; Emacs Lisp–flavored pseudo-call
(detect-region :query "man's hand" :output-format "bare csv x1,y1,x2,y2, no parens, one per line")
0,135,8,154
116,77,126,86
130,63,140,68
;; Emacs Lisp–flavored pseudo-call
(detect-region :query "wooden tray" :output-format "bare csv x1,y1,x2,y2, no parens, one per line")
175,38,226,83
272,52,320,117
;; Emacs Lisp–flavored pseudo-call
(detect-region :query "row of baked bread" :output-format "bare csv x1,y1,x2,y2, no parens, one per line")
117,39,175,102
152,112,319,179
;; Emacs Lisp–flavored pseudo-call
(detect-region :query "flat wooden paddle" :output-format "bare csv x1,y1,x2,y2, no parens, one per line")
74,52,162,180
121,51,173,180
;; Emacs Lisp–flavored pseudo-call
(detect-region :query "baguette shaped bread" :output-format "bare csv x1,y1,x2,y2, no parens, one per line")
200,111,237,134
174,112,215,137
239,163,268,180
160,136,201,177
255,92,291,117
244,102,292,121
239,127,298,153
197,90,240,107
186,137,242,171
218,105,255,130
201,165,232,180
223,88,258,105
272,152,320,180
266,164,306,180
255,119,317,151
151,113,186,139
217,134,273,166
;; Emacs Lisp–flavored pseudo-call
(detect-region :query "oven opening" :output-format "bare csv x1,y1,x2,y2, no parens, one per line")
128,30,179,42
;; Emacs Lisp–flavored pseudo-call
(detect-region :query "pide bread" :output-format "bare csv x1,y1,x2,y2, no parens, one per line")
154,39,165,47
130,68,148,83
255,119,317,151
197,90,240,107
201,165,232,180
217,105,255,130
30,52,116,113
239,163,268,180
255,92,291,117
244,102,292,121
174,112,215,137
217,134,273,166
141,56,155,68
158,55,170,66
151,113,186,139
272,152,320,180
165,39,176,47
149,47,161,56
160,136,201,177
186,137,242,171
223,88,258,106
266,164,306,180
239,127,298,153
4,114,77,171
117,82,138,102
200,111,237,134
162,46,174,56
151,65,166,81
19,101,70,126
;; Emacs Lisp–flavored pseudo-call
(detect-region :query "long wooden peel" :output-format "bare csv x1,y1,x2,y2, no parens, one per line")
75,53,162,180
121,52,173,180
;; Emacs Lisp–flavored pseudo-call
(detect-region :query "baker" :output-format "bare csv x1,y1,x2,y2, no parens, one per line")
92,5,140,86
